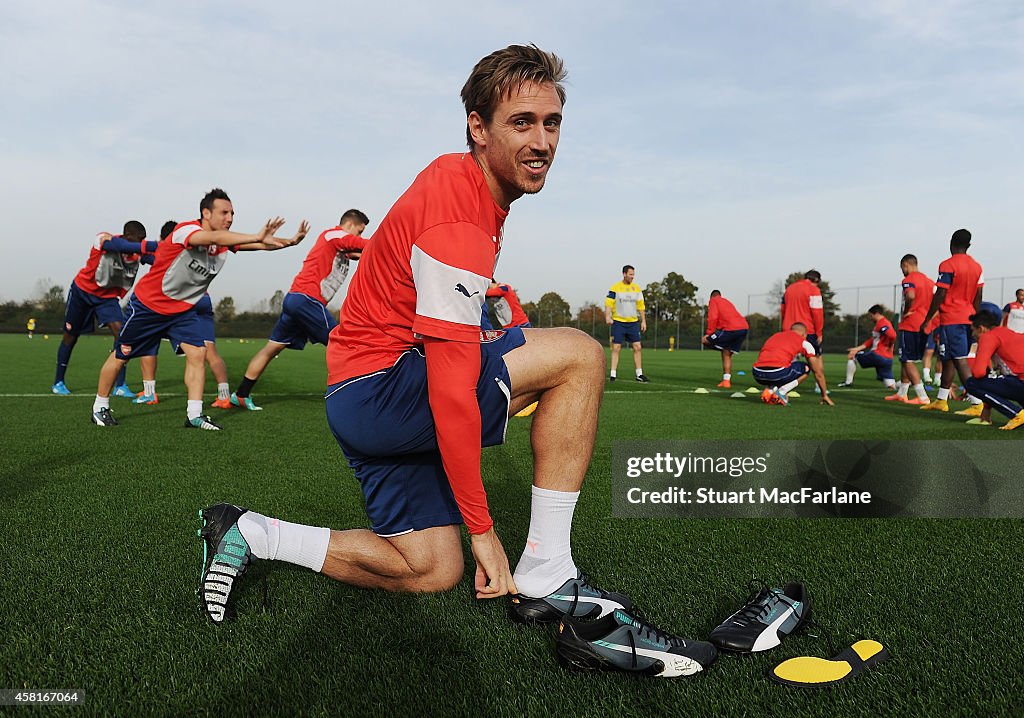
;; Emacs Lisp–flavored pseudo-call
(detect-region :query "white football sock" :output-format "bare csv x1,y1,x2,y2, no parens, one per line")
93,395,109,413
883,378,896,389
897,382,910,397
723,373,731,381
143,380,156,396
218,383,230,401
609,369,617,378
513,486,580,598
913,383,928,400
937,387,951,401
845,360,856,384
187,400,203,420
780,379,800,394
237,511,331,572
635,367,644,377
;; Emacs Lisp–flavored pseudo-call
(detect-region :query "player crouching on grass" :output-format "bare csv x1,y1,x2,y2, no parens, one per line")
961,311,1024,430
752,323,834,406
838,305,897,391
196,45,717,679
91,189,308,430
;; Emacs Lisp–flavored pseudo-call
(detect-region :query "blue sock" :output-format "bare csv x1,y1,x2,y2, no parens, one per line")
115,363,128,388
55,342,74,384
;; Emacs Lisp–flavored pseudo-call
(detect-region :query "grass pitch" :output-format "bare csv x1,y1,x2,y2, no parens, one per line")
1,334,1021,716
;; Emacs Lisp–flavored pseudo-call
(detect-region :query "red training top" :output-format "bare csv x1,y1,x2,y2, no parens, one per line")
705,294,749,334
781,279,824,337
486,284,530,328
936,254,984,326
289,227,370,305
327,153,507,534
861,317,895,359
898,271,935,332
972,326,1024,378
754,330,817,368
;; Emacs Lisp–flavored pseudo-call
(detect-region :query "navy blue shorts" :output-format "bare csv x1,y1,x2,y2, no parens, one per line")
964,375,1024,419
752,362,810,387
270,292,337,349
63,283,125,336
116,296,205,360
898,329,927,362
325,327,526,537
926,329,938,352
938,324,972,361
855,350,894,381
707,329,747,353
194,294,216,344
611,320,641,345
805,334,821,354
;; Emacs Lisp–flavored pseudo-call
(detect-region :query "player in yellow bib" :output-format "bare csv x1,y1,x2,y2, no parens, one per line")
604,265,648,382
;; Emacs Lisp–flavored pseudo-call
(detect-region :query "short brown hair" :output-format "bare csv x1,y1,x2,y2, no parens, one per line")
339,209,369,226
461,44,567,148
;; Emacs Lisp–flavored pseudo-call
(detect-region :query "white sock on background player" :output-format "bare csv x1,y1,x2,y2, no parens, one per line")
780,379,800,394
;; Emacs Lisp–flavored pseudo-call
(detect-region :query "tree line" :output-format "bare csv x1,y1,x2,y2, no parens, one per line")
4,272,890,351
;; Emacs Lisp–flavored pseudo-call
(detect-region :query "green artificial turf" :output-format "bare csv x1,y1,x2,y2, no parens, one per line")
1,334,1021,716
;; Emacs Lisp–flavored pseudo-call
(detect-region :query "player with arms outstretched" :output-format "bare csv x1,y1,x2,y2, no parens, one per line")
52,221,158,396
230,209,371,411
90,189,307,429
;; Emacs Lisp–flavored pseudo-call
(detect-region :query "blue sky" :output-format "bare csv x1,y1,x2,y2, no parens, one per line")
2,0,1022,316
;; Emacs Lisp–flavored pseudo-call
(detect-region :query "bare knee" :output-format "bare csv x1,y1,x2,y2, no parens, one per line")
390,526,464,592
507,328,605,395
411,560,464,593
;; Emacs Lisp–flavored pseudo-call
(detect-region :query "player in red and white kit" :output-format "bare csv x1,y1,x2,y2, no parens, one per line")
702,290,749,388
919,229,985,415
752,323,834,406
839,305,896,391
230,209,370,411
52,221,158,396
964,311,1024,430
90,189,308,429
781,270,825,352
486,279,531,329
1002,288,1024,334
890,253,936,404
199,46,643,631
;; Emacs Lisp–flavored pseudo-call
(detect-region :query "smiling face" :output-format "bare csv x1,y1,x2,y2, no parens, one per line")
468,80,562,210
